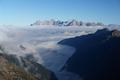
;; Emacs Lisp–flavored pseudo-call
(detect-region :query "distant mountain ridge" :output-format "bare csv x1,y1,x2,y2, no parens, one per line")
30,19,104,27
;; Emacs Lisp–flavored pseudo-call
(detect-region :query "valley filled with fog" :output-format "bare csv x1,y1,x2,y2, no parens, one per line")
0,25,108,80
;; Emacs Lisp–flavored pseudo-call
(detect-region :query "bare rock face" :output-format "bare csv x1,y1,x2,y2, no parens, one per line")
112,30,120,37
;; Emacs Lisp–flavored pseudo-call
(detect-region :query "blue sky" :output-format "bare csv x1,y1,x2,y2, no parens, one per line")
0,0,120,26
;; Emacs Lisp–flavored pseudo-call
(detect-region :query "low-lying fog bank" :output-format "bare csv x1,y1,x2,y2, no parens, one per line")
0,25,105,80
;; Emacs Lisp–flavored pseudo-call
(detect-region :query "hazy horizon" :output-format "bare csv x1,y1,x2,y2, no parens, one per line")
0,0,120,26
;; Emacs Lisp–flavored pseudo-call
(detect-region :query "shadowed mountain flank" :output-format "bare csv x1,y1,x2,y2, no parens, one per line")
59,28,120,80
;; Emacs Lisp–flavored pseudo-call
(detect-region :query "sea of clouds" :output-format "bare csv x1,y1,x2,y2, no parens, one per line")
0,25,105,80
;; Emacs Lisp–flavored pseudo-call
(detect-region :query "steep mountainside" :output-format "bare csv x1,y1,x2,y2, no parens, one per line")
59,28,120,80
0,50,57,80
0,54,37,80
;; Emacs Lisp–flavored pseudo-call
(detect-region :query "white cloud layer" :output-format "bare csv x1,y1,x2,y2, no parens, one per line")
0,25,105,80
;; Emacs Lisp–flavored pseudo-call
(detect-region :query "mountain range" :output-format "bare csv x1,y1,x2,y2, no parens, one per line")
30,19,104,27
